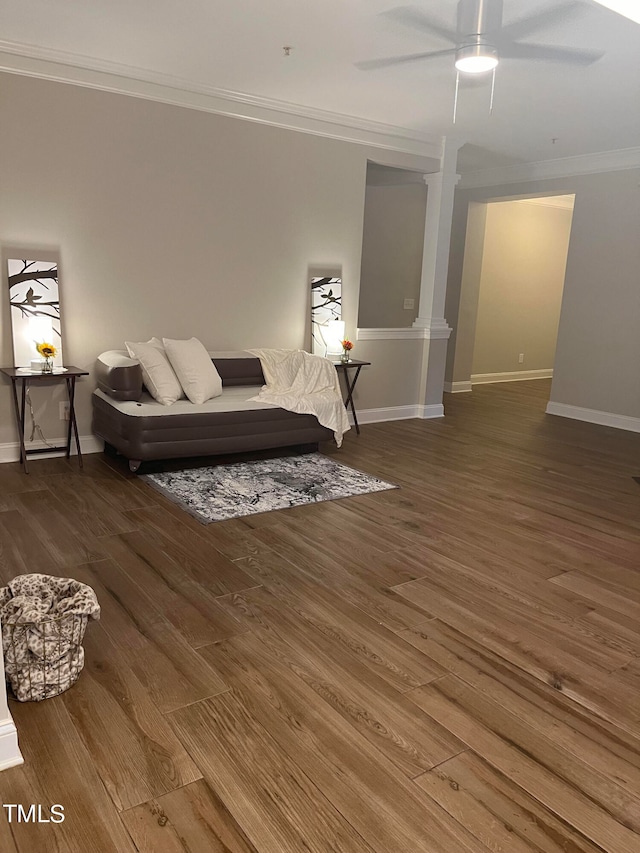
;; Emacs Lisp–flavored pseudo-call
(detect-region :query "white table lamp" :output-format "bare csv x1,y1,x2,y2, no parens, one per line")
325,320,345,356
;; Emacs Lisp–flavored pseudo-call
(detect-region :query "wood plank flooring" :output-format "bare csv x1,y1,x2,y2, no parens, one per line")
1,379,640,851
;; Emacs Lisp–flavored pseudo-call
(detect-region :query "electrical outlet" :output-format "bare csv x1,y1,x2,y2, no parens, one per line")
59,402,70,421
518,353,525,364
403,298,415,310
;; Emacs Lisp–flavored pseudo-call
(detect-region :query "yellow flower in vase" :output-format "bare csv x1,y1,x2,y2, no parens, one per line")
36,341,57,373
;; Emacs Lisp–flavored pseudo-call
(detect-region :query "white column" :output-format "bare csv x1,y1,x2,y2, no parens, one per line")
0,616,23,771
413,137,461,414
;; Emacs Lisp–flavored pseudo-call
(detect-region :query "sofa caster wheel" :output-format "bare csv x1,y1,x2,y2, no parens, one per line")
129,459,142,473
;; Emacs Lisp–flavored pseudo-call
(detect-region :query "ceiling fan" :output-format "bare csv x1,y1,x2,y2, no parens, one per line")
356,0,604,75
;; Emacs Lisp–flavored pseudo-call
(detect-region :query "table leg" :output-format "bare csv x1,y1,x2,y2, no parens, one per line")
65,377,72,457
66,376,83,468
342,365,363,435
10,379,29,473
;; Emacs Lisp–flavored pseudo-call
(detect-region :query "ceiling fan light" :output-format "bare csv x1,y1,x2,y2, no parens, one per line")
592,1,640,24
455,44,498,73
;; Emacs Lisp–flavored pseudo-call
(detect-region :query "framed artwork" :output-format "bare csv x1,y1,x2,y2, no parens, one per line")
310,276,343,356
7,258,63,368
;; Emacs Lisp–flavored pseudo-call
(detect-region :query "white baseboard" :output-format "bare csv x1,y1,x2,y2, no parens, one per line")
471,368,553,385
0,435,103,465
418,404,445,419
349,405,418,425
352,404,444,425
0,717,23,772
546,401,640,433
444,381,472,393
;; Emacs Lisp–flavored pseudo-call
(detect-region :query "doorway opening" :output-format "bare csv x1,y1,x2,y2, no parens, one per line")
448,193,575,404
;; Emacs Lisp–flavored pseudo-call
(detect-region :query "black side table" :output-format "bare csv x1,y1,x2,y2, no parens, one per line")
1,366,89,473
332,359,371,435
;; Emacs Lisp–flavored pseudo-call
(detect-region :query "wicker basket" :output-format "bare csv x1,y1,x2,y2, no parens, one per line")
3,612,89,702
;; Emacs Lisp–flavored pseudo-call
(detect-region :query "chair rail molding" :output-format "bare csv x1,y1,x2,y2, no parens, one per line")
411,317,453,339
357,323,452,341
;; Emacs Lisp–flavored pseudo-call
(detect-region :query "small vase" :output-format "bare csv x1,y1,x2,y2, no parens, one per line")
340,351,351,363
41,357,53,374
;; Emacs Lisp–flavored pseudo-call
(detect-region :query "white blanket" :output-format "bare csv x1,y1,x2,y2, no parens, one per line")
248,349,350,447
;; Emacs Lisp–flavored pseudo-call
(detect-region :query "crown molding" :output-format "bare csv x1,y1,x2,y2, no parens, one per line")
459,146,640,188
0,40,443,160
513,195,575,211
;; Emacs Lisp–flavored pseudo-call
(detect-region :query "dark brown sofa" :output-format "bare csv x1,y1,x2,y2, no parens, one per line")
92,351,333,472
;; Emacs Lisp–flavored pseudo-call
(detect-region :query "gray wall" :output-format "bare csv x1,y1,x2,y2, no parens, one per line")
446,169,640,418
445,200,486,386
0,73,439,446
358,182,426,328
472,200,572,376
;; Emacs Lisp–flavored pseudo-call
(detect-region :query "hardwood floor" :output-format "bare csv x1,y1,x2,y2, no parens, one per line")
1,379,639,851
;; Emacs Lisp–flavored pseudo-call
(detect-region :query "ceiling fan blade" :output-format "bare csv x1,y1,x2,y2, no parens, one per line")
355,48,456,71
381,5,457,44
500,41,604,65
490,1,588,42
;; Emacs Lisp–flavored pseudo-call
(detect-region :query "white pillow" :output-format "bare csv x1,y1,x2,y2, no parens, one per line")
163,337,223,404
125,339,183,405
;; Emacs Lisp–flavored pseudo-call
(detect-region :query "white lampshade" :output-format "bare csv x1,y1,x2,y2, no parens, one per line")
592,1,640,23
325,320,345,355
28,317,53,348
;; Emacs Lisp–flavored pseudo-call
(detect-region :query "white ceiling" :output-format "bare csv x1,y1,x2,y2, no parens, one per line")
1,0,639,173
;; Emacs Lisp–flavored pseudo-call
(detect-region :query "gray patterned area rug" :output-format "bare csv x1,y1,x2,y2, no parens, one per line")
142,453,397,523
